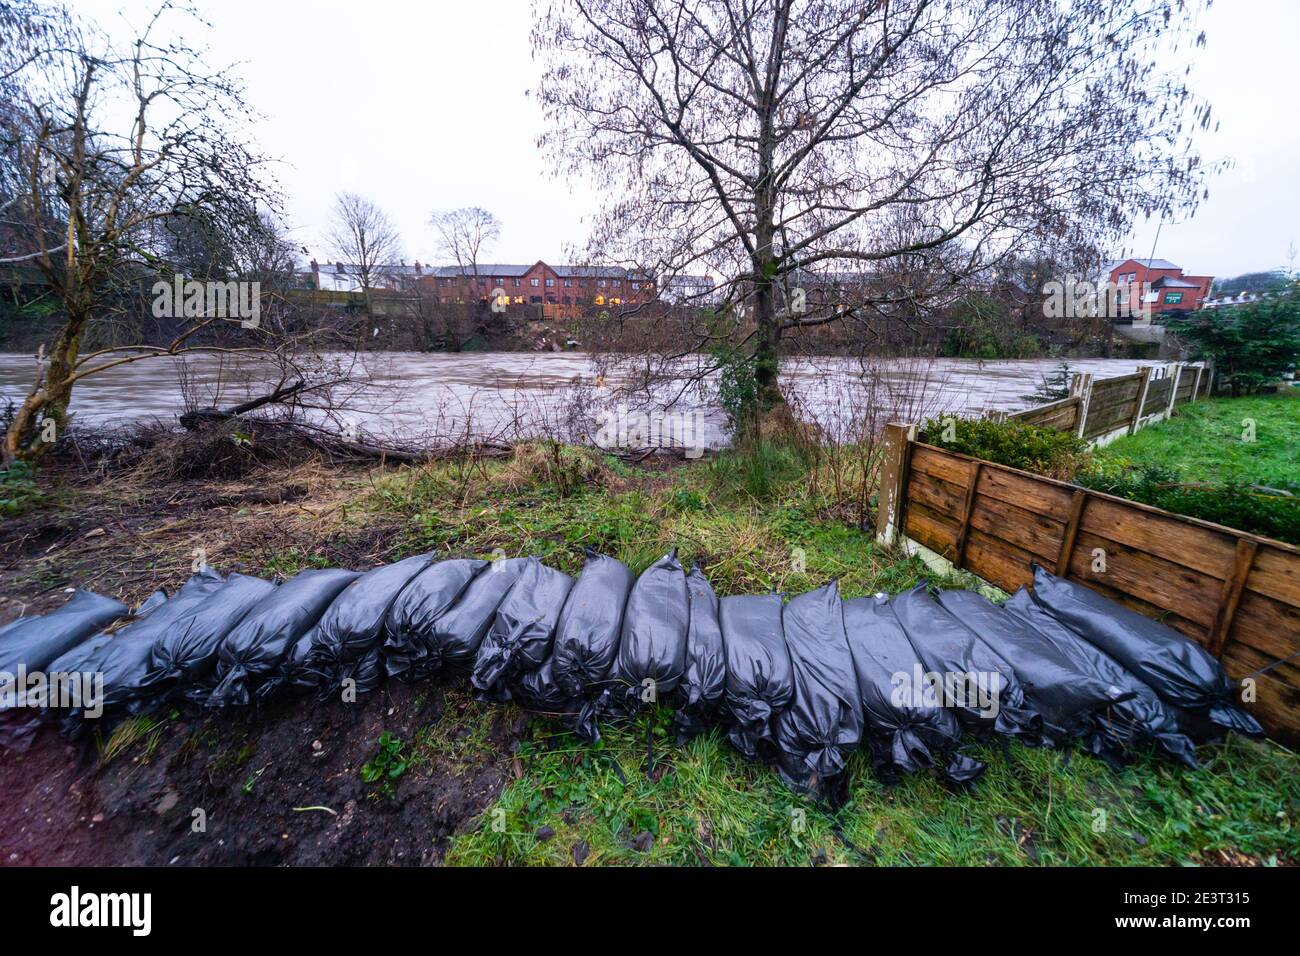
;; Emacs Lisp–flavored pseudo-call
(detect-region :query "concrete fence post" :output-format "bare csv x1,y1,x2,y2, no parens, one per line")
1167,362,1183,417
1128,365,1153,435
876,422,918,548
1070,372,1094,439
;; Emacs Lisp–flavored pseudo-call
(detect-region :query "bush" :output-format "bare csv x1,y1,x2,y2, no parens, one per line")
919,415,1091,481
1077,460,1300,545
1166,293,1300,396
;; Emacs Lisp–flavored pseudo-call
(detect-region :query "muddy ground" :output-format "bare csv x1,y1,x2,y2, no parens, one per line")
0,682,521,866
0,447,528,866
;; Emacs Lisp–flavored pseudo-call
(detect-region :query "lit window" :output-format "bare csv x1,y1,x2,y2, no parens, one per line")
594,294,605,305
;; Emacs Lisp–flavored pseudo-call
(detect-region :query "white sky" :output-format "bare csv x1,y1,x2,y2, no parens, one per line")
72,0,1300,280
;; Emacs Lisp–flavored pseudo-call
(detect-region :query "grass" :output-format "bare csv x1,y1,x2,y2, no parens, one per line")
350,440,1299,867
1095,389,1299,490
443,714,1298,866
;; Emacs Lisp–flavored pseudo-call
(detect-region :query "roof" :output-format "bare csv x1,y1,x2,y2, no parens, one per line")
1151,276,1200,289
1107,258,1182,272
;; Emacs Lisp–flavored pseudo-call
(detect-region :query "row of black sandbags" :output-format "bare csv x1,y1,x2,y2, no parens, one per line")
0,551,1262,801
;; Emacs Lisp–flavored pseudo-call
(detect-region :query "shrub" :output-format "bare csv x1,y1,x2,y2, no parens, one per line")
0,460,43,516
1077,461,1300,545
919,415,1091,481
1166,293,1300,396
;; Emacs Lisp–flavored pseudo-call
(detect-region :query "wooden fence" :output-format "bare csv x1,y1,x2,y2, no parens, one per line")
874,425,1300,744
1000,361,1211,444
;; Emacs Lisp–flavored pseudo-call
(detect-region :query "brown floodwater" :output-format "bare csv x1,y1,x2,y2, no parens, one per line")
0,351,1174,450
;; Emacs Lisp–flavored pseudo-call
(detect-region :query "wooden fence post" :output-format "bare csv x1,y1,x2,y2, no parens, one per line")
1070,372,1093,438
1202,357,1215,397
875,422,917,548
1128,365,1153,434
1167,362,1182,417
1190,364,1203,402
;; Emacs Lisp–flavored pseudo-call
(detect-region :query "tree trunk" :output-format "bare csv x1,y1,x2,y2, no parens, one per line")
2,309,86,464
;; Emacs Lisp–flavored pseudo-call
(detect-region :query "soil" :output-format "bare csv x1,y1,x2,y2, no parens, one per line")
0,682,522,866
0,447,525,866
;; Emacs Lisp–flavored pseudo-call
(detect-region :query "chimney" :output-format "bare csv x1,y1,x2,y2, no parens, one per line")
310,258,319,272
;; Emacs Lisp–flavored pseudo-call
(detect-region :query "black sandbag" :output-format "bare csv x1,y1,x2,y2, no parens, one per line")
383,558,488,680
550,549,633,698
1004,587,1199,768
147,573,278,701
64,569,228,732
611,551,689,709
771,582,864,801
673,566,726,741
208,568,360,708
0,589,129,675
262,628,321,701
719,592,792,759
935,589,1134,744
471,558,574,701
305,553,433,695
843,595,984,785
1028,565,1263,738
428,557,531,670
891,585,1043,742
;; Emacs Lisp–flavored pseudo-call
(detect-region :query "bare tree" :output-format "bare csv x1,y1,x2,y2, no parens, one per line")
429,207,502,351
325,192,403,320
533,0,1214,417
0,3,282,462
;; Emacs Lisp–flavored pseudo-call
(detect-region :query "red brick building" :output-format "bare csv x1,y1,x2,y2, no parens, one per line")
1107,258,1213,317
419,261,655,313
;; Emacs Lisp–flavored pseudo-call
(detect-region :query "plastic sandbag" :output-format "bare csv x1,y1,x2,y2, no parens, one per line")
65,569,228,732
891,585,1042,742
472,559,574,701
771,582,864,801
383,559,487,680
611,551,689,709
0,589,128,675
843,595,984,785
719,592,792,759
305,553,433,695
673,566,726,741
522,550,631,734
551,549,633,698
263,629,320,701
1028,565,1262,738
1004,588,1199,768
428,558,531,670
208,568,360,708
935,589,1134,744
147,573,278,701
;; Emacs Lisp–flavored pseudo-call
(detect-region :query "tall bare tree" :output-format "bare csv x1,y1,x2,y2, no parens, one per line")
533,0,1214,415
0,2,280,462
325,192,403,319
429,206,502,350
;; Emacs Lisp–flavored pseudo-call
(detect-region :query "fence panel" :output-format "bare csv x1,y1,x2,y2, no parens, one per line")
877,433,1300,744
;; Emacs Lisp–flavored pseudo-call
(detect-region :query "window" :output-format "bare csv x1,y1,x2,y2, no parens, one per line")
513,278,521,287
631,282,640,290
597,280,606,288
530,295,541,303
1165,292,1184,304
545,278,555,287
612,279,621,288
530,278,540,287
564,279,573,288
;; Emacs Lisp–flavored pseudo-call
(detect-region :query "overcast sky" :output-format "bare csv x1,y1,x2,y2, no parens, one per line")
76,0,1300,280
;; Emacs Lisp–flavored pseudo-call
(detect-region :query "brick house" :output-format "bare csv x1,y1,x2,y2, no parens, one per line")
419,261,655,315
1106,258,1213,318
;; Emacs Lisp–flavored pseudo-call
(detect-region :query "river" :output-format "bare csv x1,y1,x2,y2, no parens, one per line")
0,351,1174,451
